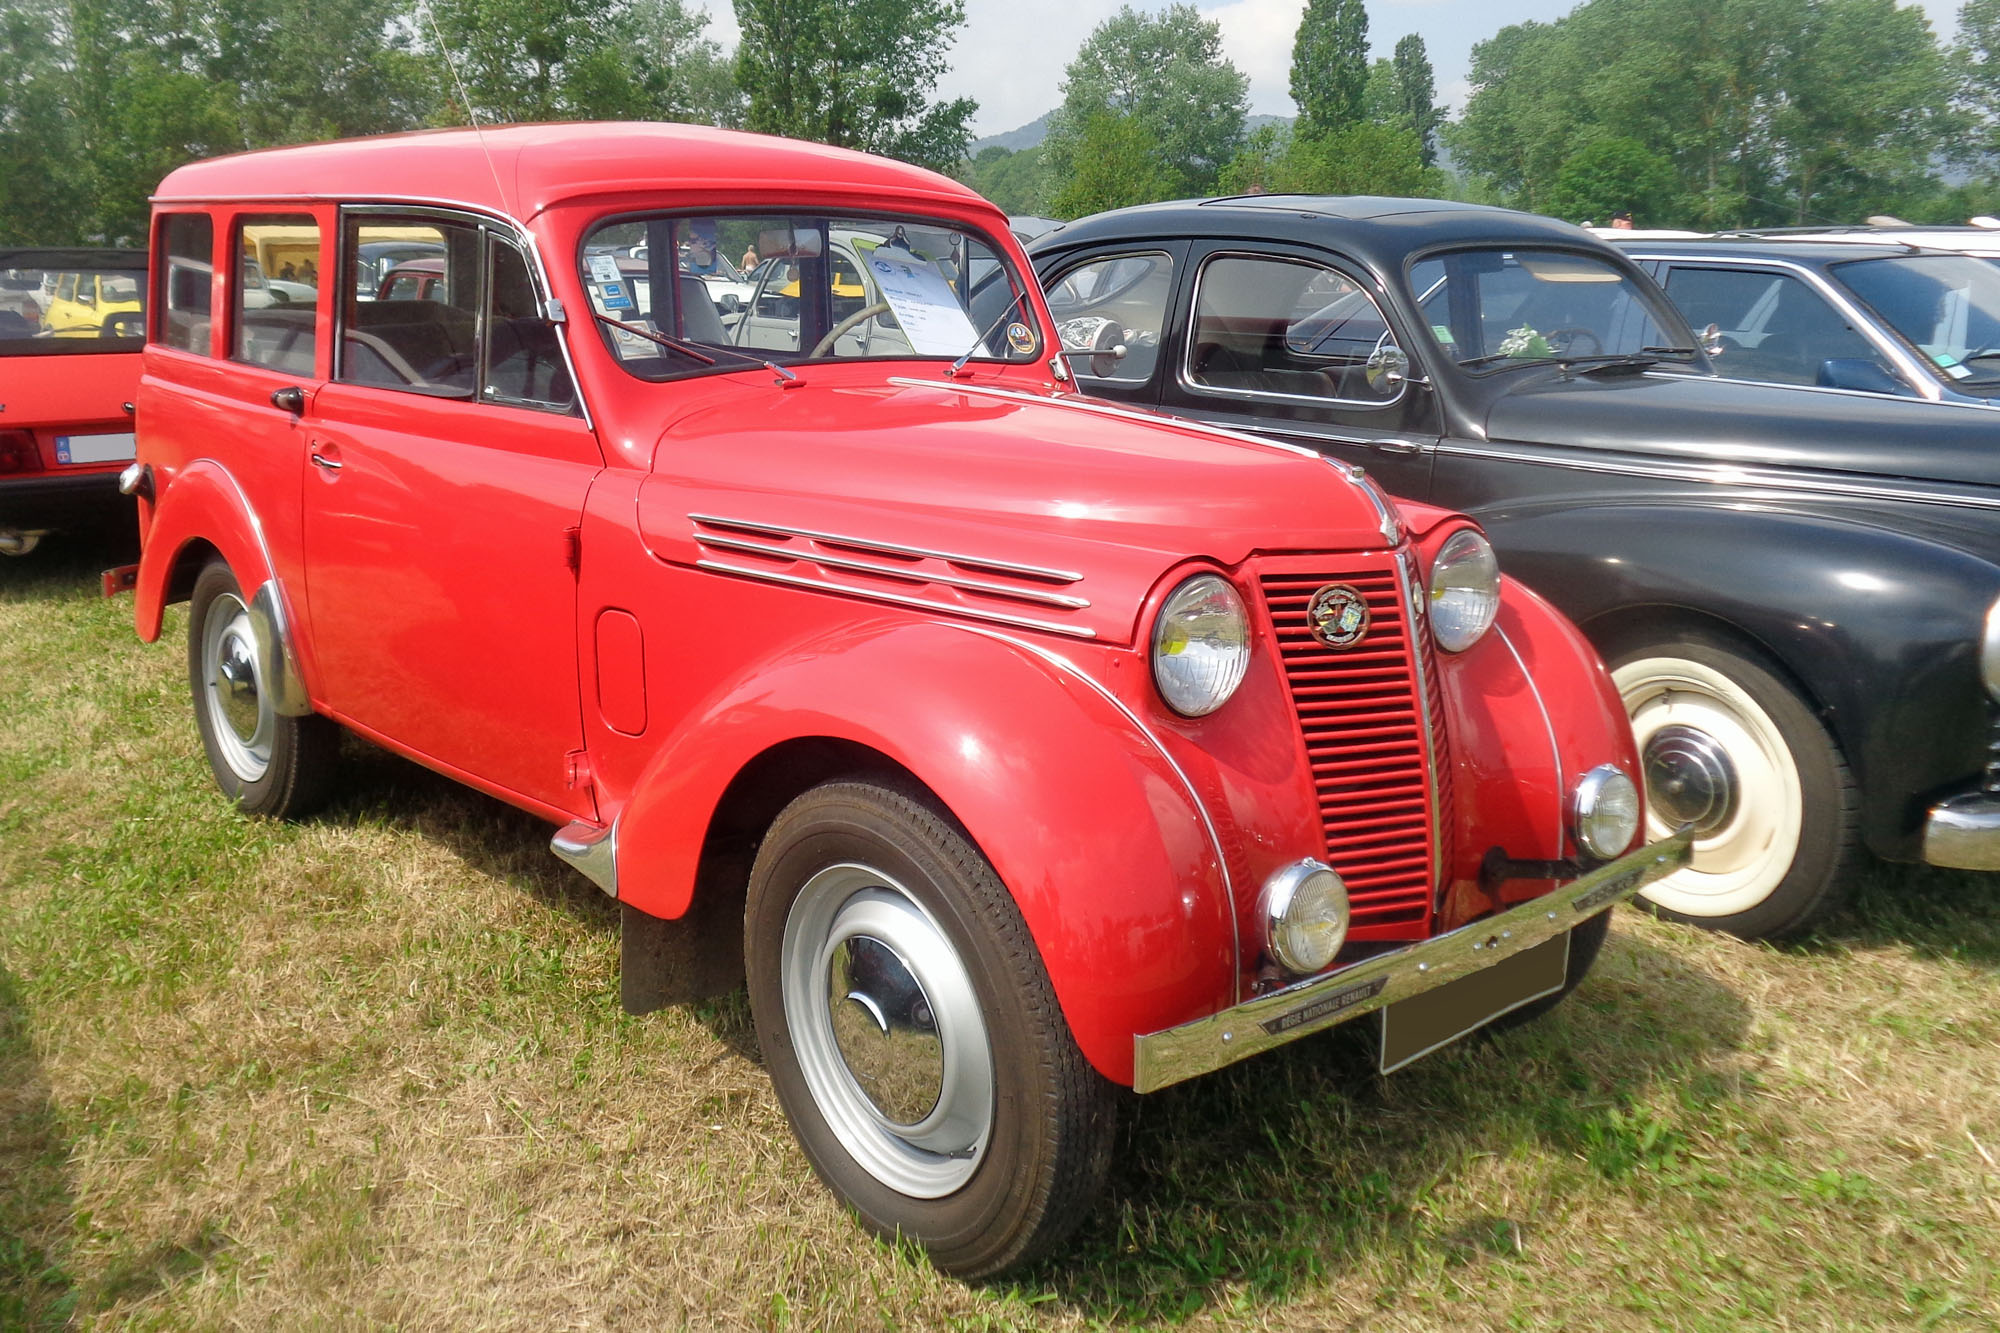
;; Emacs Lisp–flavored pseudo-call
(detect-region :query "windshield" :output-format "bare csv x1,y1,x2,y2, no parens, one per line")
1409,248,1692,370
1,259,147,351
1832,254,2000,391
581,212,1040,380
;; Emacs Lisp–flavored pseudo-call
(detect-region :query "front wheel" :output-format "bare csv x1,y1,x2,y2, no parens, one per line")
745,780,1116,1277
187,560,340,818
1610,636,1859,940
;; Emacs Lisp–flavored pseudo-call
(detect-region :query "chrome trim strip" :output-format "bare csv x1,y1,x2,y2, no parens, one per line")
248,580,312,718
946,624,1241,997
689,512,1083,583
1922,793,2000,870
1624,250,1941,399
1432,441,2000,514
1131,829,1694,1092
1494,624,1566,852
1393,550,1446,899
694,533,1091,609
1177,250,1410,409
552,818,619,897
1983,595,2000,701
694,559,1098,639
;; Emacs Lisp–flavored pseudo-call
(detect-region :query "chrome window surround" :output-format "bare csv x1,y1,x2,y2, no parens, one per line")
1632,251,1939,402
1179,250,1409,410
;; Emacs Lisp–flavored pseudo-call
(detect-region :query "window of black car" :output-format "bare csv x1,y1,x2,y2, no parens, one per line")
1662,266,1892,389
1,259,146,352
580,213,1038,381
1410,249,1688,370
233,215,318,375
1832,254,2000,393
1187,254,1403,404
1045,252,1174,384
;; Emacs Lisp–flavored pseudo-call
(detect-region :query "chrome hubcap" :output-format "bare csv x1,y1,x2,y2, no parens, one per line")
1643,724,1739,836
781,864,993,1198
201,592,273,784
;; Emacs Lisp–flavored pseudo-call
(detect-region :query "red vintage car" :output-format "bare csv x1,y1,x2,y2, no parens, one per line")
0,247,144,555
122,124,1689,1276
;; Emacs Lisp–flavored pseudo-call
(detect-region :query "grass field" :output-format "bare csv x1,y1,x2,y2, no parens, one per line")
2,529,1996,1330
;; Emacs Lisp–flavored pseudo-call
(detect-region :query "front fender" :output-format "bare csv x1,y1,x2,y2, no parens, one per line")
613,620,1234,1085
1486,503,2000,857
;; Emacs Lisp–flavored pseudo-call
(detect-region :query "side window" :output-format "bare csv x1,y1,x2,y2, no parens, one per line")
55,273,76,302
75,276,97,309
1188,254,1402,404
158,213,214,354
483,238,575,412
1047,252,1174,384
338,217,477,396
233,215,319,374
1666,266,1884,386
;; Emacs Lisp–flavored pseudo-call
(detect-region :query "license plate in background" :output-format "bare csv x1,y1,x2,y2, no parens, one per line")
1378,931,1570,1073
55,432,135,465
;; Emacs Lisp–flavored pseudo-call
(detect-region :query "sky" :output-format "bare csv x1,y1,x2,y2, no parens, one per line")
686,0,1969,138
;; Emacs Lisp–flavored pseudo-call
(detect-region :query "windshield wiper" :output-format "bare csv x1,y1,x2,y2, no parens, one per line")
1458,351,1559,369
592,311,799,386
1643,345,1697,356
949,289,1031,377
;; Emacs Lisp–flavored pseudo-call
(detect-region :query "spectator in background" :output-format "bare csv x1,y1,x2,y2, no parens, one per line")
741,245,759,270
1610,211,1634,230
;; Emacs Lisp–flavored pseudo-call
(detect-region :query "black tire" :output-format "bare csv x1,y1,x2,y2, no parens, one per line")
187,560,339,818
745,779,1116,1278
1487,908,1612,1033
1608,633,1860,940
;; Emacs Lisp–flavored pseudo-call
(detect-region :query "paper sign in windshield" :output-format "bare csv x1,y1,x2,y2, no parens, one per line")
588,254,624,285
865,245,979,356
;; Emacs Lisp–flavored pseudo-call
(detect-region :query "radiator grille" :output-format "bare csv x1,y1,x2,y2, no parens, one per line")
1261,560,1444,939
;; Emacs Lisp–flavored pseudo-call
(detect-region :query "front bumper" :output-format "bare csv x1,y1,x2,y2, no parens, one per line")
1131,829,1694,1093
1922,793,2000,871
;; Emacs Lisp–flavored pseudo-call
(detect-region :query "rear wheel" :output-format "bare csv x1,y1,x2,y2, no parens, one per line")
187,560,339,818
1610,635,1858,940
745,779,1116,1278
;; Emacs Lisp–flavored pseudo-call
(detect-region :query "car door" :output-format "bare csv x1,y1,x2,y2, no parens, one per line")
1156,244,1443,499
1038,244,1189,405
301,209,602,818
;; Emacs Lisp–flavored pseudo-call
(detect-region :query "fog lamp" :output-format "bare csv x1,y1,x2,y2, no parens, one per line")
1573,764,1641,860
1261,859,1350,975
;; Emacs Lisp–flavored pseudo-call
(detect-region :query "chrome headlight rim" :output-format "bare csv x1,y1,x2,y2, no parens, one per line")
1260,858,1351,976
1151,572,1252,718
1428,527,1501,653
1573,763,1642,861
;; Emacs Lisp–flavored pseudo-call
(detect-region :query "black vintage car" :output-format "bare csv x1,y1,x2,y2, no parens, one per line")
1029,196,2000,940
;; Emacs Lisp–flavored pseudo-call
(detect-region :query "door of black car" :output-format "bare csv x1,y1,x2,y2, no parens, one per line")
1156,244,1442,499
1039,243,1189,402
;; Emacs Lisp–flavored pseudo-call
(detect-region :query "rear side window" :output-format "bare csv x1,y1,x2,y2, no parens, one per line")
233,215,319,374
1045,251,1175,385
1188,254,1401,404
158,213,214,354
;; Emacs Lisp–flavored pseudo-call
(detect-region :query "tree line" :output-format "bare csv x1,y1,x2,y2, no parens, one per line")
6,0,2000,247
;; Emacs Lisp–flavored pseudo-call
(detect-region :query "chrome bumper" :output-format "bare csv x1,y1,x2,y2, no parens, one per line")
1922,793,2000,871
1131,830,1694,1093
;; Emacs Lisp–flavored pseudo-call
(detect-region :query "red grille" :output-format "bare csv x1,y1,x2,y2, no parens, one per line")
1261,559,1443,939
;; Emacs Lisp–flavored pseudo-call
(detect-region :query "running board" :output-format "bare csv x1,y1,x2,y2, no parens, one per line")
551,820,618,898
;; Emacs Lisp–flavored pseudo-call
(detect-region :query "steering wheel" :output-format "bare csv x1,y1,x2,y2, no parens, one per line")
810,302,891,358
1545,326,1602,355
102,311,145,338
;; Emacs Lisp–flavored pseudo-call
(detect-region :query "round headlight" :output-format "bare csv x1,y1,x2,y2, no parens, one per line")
1428,529,1500,653
1262,860,1351,975
1152,574,1250,717
1574,764,1641,861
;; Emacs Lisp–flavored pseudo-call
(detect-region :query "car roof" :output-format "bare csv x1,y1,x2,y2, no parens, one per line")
1037,195,1609,269
0,246,146,272
154,122,992,224
1608,236,1957,263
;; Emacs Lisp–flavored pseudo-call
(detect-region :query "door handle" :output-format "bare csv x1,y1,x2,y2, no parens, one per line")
1369,438,1424,456
309,449,342,472
271,386,305,414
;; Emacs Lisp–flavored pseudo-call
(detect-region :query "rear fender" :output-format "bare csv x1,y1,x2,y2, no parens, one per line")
613,620,1234,1085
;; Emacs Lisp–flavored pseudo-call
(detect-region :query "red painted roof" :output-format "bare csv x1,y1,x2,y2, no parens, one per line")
153,122,990,221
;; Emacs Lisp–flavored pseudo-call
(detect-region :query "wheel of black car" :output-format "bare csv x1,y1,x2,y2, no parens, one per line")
186,560,339,818
1609,635,1859,940
1486,908,1611,1033
744,779,1117,1278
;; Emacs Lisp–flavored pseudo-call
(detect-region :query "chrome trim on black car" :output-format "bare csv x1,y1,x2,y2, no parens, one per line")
1130,829,1694,1093
1922,794,2000,871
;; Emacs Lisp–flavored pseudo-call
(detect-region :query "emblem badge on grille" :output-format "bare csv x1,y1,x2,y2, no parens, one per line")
1307,584,1371,649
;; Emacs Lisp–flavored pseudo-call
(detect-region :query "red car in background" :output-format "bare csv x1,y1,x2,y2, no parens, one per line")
0,247,144,555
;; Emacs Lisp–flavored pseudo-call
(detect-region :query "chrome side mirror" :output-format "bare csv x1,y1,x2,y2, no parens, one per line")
1365,340,1410,393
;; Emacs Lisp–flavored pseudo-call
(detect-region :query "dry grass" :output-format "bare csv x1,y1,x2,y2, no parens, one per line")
2,530,1996,1330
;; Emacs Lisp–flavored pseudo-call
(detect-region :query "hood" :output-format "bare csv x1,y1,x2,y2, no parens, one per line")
635,373,1397,645
1483,370,2000,492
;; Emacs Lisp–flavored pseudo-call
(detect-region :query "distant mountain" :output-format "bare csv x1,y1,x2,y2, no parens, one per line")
971,110,1296,155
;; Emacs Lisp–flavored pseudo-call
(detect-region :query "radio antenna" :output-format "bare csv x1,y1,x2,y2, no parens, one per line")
415,1,515,218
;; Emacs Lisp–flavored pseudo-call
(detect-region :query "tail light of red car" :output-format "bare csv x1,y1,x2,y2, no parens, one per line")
0,431,41,475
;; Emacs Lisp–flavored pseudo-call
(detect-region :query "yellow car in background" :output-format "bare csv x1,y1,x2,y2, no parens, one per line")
44,269,144,338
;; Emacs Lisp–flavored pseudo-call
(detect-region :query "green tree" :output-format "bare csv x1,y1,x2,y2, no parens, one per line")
1390,34,1442,168
1290,0,1368,134
1542,136,1681,223
959,145,1048,216
1219,120,1442,198
733,0,976,172
0,0,90,243
1042,4,1248,202
1046,109,1177,218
